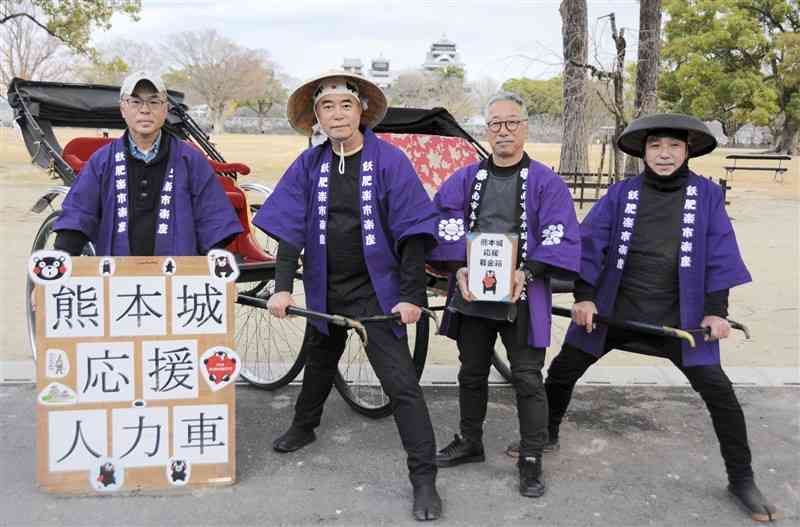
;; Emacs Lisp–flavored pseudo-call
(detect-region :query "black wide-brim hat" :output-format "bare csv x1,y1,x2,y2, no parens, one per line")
617,113,718,158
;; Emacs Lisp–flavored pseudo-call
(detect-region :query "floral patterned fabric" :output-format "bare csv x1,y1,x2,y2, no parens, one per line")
377,133,481,195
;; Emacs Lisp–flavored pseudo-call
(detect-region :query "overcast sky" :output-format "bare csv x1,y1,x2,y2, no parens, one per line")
100,0,643,85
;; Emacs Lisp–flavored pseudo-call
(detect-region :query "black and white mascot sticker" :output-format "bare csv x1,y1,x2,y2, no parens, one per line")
207,249,239,283
28,250,71,286
166,457,191,486
90,457,124,492
99,257,115,277
162,257,177,275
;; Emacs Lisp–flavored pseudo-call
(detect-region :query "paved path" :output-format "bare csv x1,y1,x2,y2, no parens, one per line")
2,384,798,526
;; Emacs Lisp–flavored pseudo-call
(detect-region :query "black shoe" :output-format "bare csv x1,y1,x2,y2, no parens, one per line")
272,426,316,453
435,434,485,468
518,456,546,498
412,482,442,521
728,479,782,522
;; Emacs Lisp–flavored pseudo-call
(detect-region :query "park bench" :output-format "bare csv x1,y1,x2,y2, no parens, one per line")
557,171,613,209
556,172,732,209
724,154,792,183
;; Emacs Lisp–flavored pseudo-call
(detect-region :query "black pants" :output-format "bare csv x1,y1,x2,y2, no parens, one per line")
291,312,437,485
545,329,754,483
456,309,548,457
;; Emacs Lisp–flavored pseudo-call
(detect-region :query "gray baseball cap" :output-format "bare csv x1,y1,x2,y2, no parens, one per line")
119,70,167,99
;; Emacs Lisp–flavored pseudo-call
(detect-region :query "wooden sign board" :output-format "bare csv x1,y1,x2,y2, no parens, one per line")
467,232,519,302
32,255,239,495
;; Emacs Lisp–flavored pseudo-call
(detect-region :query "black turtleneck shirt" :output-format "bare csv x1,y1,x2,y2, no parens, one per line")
574,162,728,322
614,164,687,325
274,148,427,312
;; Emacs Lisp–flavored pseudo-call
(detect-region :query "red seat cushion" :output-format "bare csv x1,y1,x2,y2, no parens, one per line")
208,159,251,176
183,140,251,176
63,153,86,173
62,137,114,174
216,175,271,262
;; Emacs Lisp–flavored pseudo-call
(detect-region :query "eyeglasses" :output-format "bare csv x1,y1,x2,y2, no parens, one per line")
123,97,167,111
486,119,526,133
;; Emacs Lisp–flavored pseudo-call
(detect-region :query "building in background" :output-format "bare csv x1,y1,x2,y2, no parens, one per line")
341,58,364,76
368,55,392,89
337,35,466,93
422,35,463,72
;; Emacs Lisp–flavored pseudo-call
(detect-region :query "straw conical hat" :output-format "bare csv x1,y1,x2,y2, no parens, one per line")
287,70,387,136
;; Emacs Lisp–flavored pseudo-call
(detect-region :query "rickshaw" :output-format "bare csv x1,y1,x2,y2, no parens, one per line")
10,78,563,420
8,77,295,390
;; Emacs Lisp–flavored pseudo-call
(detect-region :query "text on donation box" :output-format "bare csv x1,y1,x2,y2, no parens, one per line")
467,232,518,302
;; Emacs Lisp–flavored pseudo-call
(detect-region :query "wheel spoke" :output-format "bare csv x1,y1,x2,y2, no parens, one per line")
235,277,305,389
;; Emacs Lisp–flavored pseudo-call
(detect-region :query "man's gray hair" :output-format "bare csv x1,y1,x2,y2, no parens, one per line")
484,91,528,120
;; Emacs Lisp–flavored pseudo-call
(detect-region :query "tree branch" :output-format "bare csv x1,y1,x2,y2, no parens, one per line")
0,12,59,40
594,84,622,119
736,3,786,33
568,59,614,80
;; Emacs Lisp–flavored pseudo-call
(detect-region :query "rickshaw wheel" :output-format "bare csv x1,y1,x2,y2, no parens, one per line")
235,192,308,389
235,276,308,390
27,210,95,361
333,315,429,419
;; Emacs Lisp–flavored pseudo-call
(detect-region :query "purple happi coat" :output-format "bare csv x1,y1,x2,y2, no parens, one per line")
428,159,581,348
54,134,242,256
565,172,752,366
252,128,438,336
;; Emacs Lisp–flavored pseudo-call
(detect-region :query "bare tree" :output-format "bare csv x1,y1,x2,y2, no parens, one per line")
632,0,661,117
101,38,162,74
76,56,128,85
388,70,432,107
571,12,629,179
469,75,499,113
559,0,589,174
240,58,288,133
166,29,269,134
0,1,72,91
387,68,476,122
605,13,627,178
625,0,662,175
73,38,164,87
435,67,477,122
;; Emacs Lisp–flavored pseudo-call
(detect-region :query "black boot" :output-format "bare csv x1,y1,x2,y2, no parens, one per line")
518,455,546,498
435,434,485,468
412,481,442,521
728,479,782,522
272,426,316,453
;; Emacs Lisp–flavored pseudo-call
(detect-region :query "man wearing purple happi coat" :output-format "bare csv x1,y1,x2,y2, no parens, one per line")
545,114,780,522
53,71,241,256
428,92,581,498
252,71,442,521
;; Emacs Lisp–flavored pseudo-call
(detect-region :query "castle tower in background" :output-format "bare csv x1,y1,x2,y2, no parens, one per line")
369,55,392,88
422,35,463,71
341,58,364,76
